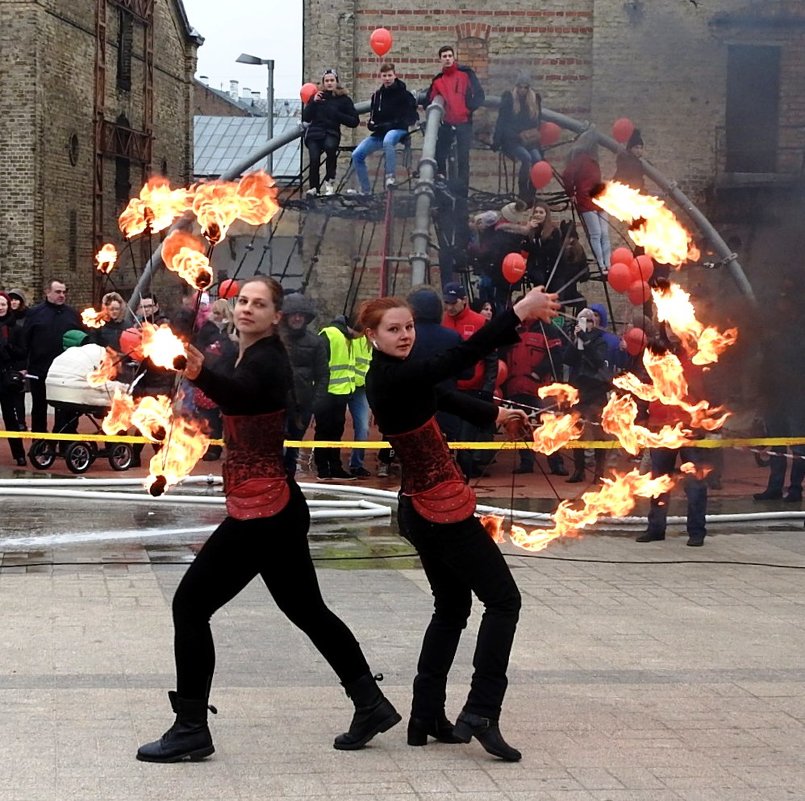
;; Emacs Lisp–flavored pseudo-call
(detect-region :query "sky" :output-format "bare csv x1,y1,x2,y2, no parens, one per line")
182,0,303,100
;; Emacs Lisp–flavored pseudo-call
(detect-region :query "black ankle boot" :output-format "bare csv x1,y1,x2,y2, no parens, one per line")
407,712,463,746
566,471,584,484
136,691,217,763
333,673,401,750
453,711,521,761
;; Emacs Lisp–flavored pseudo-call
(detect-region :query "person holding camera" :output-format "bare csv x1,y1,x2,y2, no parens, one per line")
563,307,611,483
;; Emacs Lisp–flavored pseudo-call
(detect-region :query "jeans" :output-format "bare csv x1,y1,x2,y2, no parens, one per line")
435,122,473,194
503,144,542,200
646,447,708,539
351,130,408,193
348,387,369,470
580,210,611,269
398,497,521,719
306,133,340,190
172,482,370,699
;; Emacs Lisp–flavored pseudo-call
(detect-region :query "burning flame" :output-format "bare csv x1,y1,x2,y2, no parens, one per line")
532,412,584,455
95,243,118,274
538,383,579,407
144,417,210,496
592,182,700,266
102,388,136,435
118,177,193,239
87,347,120,387
161,230,213,289
140,323,188,371
479,514,505,543
81,307,106,329
509,469,675,552
680,461,713,480
652,283,738,365
130,395,173,442
192,171,280,245
601,393,690,455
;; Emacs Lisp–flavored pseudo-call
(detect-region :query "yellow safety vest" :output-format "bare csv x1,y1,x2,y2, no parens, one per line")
320,327,356,395
352,336,372,388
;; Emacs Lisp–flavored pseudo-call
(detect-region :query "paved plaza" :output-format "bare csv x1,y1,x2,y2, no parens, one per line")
0,483,804,801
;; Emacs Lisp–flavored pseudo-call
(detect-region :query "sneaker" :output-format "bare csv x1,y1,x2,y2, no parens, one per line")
323,180,336,196
636,531,665,543
329,466,356,481
385,174,396,189
350,466,371,478
377,464,389,478
306,187,318,197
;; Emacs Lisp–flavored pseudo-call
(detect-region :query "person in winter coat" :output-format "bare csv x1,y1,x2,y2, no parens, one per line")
524,202,562,287
562,131,610,270
563,307,611,483
6,288,29,433
280,292,329,475
21,278,82,434
589,303,628,376
91,291,127,350
492,72,543,202
351,63,418,194
425,45,485,193
0,292,27,464
303,69,359,196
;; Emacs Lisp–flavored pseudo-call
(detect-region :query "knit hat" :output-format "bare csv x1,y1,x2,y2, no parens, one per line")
322,68,339,81
62,329,89,349
627,128,644,149
407,286,443,324
514,71,532,87
499,201,531,225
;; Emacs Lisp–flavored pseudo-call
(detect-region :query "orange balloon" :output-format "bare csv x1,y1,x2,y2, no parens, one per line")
119,327,143,361
607,261,632,293
369,28,393,57
624,326,647,356
300,82,318,104
529,161,553,190
626,279,651,306
612,117,635,144
539,122,561,147
502,252,526,284
218,279,239,300
611,246,633,266
629,254,654,282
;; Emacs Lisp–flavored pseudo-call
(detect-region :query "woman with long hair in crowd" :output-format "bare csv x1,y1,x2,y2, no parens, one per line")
137,276,400,763
524,202,562,287
357,285,559,762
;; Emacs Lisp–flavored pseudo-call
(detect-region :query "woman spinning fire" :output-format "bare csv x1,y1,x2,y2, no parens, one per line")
357,284,560,762
137,276,400,763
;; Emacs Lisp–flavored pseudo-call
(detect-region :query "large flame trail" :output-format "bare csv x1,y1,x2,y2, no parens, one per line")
161,230,213,289
118,177,193,238
95,243,118,274
601,393,690,455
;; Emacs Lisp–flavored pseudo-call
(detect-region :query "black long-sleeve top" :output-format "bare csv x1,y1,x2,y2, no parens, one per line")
366,307,521,435
192,334,293,416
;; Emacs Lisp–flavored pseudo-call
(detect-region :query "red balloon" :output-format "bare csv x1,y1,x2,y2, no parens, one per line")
624,327,647,356
606,261,632,293
612,117,635,144
501,252,526,284
611,246,633,267
369,27,393,57
218,279,239,300
300,82,318,104
539,122,561,147
496,359,508,389
529,160,553,190
629,254,654,282
119,327,143,361
626,279,651,306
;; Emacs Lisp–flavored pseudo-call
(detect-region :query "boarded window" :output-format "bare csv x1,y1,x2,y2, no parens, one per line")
117,10,133,91
725,45,780,173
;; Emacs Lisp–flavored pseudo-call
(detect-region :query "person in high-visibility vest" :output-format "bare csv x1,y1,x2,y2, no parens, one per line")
314,315,359,481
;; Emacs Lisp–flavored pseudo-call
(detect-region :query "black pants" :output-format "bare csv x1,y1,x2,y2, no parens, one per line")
397,497,521,719
172,482,370,699
0,392,26,460
313,393,348,473
306,134,340,191
284,409,312,474
29,376,48,434
435,122,473,194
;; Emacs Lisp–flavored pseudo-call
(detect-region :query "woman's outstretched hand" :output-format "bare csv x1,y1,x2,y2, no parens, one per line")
512,286,560,323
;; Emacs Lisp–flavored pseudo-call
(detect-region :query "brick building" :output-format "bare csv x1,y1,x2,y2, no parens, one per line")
0,0,202,307
300,0,805,317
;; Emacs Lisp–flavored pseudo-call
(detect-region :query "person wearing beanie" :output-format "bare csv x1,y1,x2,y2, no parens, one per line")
302,68,359,196
613,127,645,191
492,71,543,202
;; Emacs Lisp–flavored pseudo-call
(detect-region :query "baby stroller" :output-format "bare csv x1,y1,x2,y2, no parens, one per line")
29,341,134,474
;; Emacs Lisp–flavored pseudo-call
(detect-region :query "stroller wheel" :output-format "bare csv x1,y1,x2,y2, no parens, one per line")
109,443,133,471
65,441,95,474
28,440,56,470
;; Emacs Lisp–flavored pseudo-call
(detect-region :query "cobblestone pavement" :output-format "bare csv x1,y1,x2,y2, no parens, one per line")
0,471,804,800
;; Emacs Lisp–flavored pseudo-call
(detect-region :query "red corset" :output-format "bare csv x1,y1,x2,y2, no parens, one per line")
387,416,476,524
222,410,290,520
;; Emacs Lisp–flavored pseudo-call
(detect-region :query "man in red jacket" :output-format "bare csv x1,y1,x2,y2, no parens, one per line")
425,46,485,194
441,282,496,477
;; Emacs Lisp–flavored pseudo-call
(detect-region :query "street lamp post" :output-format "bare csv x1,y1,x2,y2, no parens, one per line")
236,53,275,174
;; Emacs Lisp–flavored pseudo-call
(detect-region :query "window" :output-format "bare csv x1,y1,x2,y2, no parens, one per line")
725,45,780,172
117,9,133,91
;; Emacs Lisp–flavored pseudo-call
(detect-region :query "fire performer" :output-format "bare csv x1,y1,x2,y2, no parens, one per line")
137,276,400,763
358,285,560,762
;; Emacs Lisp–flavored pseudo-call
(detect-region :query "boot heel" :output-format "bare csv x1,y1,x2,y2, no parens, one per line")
406,719,429,746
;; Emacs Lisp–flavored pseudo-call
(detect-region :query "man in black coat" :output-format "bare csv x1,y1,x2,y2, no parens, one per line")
22,278,82,433
350,63,418,194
